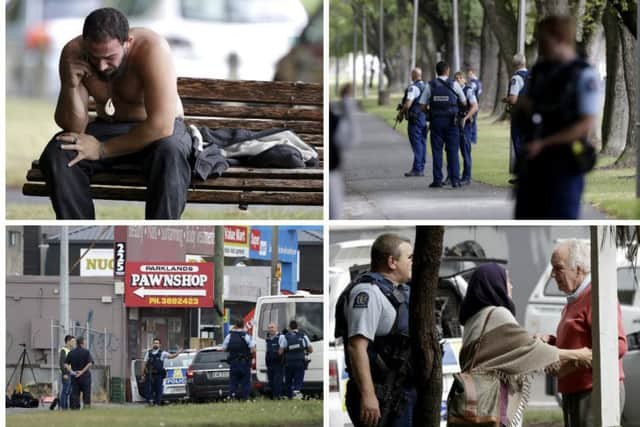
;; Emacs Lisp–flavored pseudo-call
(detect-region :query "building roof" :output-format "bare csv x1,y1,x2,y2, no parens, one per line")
297,229,323,244
48,226,114,243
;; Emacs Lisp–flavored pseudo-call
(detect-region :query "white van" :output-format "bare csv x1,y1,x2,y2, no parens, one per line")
253,293,323,397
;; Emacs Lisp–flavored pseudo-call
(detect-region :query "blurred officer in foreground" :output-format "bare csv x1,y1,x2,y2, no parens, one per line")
65,336,93,410
335,233,414,427
143,338,182,406
514,16,601,219
503,53,529,184
454,71,479,185
421,61,466,188
223,319,256,400
265,322,284,399
396,68,427,177
279,320,313,399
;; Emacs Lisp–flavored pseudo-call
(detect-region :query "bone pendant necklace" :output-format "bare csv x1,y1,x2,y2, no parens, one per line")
105,97,115,116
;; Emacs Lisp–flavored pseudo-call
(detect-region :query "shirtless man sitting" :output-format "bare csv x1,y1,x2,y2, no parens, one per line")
39,7,192,219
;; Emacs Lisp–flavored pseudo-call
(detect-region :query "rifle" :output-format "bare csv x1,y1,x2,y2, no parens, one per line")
373,335,413,427
393,103,404,130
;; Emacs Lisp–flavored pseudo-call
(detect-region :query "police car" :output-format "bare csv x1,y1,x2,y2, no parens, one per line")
130,349,197,403
253,293,324,397
328,240,506,427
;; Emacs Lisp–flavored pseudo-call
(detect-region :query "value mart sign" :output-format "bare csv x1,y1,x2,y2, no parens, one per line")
124,262,214,308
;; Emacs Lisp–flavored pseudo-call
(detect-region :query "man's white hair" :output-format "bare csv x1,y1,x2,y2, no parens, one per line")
555,239,591,273
513,53,526,67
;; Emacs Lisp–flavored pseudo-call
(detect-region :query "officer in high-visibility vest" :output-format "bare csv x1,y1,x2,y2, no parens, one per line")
58,335,75,410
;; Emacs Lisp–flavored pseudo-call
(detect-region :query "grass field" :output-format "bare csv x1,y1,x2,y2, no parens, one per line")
6,400,323,427
359,95,640,219
5,97,322,220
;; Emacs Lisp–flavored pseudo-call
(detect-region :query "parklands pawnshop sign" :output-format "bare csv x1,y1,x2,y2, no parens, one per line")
124,262,214,308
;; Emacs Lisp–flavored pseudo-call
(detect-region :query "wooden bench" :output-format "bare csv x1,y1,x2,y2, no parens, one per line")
23,78,323,209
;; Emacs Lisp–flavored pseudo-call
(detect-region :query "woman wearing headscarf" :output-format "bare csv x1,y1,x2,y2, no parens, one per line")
458,263,591,427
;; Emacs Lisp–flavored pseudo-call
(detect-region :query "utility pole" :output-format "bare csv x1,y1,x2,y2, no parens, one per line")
213,226,224,343
335,38,340,96
59,226,69,346
517,0,526,55
411,0,418,70
377,0,384,105
270,227,279,295
452,0,460,72
636,2,639,197
352,23,357,93
362,8,368,98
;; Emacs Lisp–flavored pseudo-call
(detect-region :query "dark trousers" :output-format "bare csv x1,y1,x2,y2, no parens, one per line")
562,382,625,427
145,373,164,405
345,380,416,427
430,116,460,185
59,374,71,410
510,122,524,164
460,122,473,181
407,120,427,173
284,362,305,398
39,118,192,219
515,168,584,219
229,360,251,400
267,362,284,398
70,375,91,409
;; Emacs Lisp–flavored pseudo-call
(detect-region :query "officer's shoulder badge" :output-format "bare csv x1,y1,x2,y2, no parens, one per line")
353,291,369,308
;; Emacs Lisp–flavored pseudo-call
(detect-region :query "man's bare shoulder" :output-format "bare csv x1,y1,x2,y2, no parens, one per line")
60,36,84,59
130,28,172,55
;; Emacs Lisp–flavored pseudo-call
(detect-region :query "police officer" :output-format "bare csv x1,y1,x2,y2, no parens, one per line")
454,72,479,185
223,319,256,400
57,335,75,410
396,68,427,177
514,16,601,219
143,338,182,406
64,336,93,410
503,53,528,184
420,61,466,188
465,66,482,144
335,233,414,427
279,320,313,399
265,322,284,399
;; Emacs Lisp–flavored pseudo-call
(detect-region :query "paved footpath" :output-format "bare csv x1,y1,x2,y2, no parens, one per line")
342,111,608,220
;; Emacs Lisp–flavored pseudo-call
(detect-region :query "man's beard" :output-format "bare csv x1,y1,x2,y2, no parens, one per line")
95,51,129,82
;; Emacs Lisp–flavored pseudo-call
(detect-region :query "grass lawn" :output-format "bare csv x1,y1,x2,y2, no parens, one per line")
5,97,322,220
6,400,323,427
524,408,564,427
359,95,640,219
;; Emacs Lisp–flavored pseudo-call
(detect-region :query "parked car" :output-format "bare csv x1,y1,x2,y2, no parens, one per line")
328,239,506,427
129,349,197,403
186,346,230,402
524,240,640,426
109,0,308,81
253,293,323,398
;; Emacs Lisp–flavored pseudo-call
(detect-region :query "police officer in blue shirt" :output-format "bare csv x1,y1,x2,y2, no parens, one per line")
454,72,479,185
64,336,93,410
514,16,601,219
142,338,182,406
335,233,414,427
265,322,284,399
279,320,313,399
503,53,528,184
466,67,482,144
223,319,256,400
420,61,467,188
396,68,427,177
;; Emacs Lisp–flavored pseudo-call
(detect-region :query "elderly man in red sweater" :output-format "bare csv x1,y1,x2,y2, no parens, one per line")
539,239,627,427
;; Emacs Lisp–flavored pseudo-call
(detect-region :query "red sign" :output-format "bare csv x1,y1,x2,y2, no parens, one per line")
114,226,215,262
124,262,214,308
250,229,261,251
224,226,248,244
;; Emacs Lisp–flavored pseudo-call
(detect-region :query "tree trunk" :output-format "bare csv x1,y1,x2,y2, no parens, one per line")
478,0,517,66
410,226,444,427
480,13,499,112
491,55,509,120
614,21,638,167
601,7,629,156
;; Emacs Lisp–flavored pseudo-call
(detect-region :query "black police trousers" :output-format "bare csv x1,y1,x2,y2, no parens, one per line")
39,118,192,219
70,375,91,409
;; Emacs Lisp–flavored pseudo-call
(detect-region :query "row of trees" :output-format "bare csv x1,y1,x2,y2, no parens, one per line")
330,0,638,167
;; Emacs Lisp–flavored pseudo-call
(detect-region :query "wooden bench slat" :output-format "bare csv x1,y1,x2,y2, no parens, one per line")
180,103,322,122
23,183,322,206
184,117,321,135
177,78,322,106
26,169,322,191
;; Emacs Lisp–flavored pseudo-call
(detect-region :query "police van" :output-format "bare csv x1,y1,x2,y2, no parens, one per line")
253,293,323,397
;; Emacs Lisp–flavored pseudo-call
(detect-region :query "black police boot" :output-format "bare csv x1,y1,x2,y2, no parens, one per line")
428,182,443,188
404,170,424,177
